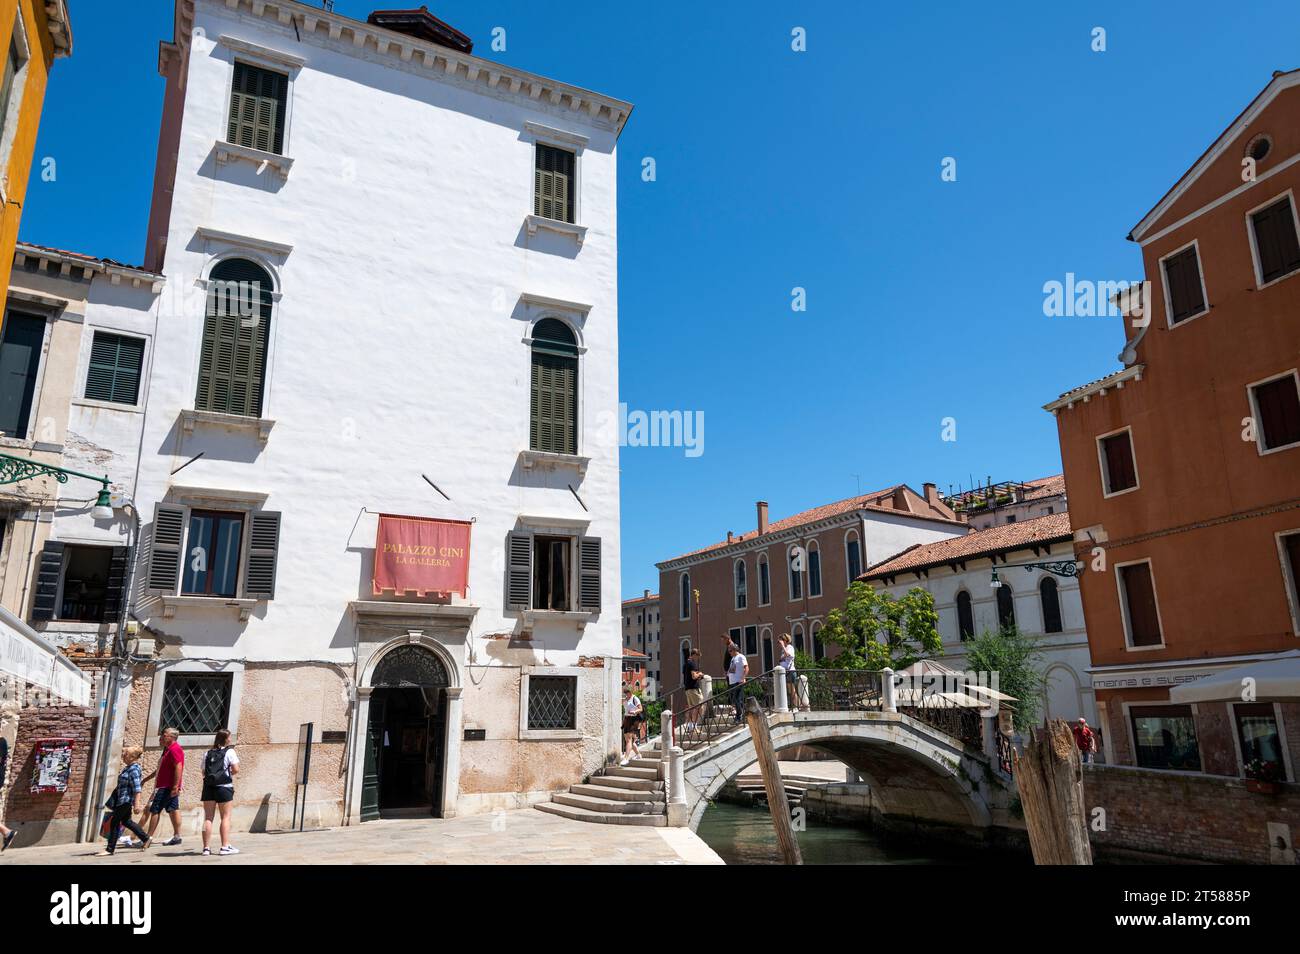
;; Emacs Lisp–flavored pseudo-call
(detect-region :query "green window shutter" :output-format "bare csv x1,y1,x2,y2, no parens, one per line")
534,144,575,223
196,259,272,417
147,503,189,596
241,510,281,600
577,536,601,612
506,531,533,610
529,352,577,454
85,332,145,405
30,541,65,622
227,62,288,155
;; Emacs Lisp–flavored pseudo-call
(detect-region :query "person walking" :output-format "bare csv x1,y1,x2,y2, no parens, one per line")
0,736,16,852
98,746,151,856
200,728,240,856
778,633,802,711
141,727,185,847
620,688,644,765
726,645,749,723
1072,717,1096,764
682,649,704,728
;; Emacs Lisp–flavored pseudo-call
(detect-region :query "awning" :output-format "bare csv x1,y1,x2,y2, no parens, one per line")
0,604,92,707
1169,652,1300,704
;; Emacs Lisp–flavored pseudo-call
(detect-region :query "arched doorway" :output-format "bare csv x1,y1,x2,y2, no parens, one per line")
362,645,451,820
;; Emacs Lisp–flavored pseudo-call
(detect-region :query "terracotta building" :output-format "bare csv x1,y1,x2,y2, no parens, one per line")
1045,70,1300,779
621,590,660,695
0,1,72,325
655,485,966,697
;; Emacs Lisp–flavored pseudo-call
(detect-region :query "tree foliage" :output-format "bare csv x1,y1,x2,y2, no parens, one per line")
817,582,942,670
962,625,1048,732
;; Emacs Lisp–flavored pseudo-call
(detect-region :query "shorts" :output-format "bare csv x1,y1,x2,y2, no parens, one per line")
201,784,234,804
621,716,642,734
148,789,179,814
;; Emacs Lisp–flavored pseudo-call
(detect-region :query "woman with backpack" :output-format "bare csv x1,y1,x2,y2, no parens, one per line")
98,745,151,855
200,728,240,856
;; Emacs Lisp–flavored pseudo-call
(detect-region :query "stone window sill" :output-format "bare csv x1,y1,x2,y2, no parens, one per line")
158,594,259,621
518,448,590,475
181,408,275,443
215,141,295,178
524,214,587,246
520,609,596,631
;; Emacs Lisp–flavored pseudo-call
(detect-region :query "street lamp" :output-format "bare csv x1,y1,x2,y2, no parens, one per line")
0,451,116,521
990,560,1083,588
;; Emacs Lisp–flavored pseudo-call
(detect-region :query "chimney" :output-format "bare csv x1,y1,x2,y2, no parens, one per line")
643,589,650,601
726,530,734,544
756,501,769,535
923,482,941,508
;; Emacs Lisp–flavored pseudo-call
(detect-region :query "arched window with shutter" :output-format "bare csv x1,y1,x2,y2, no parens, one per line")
845,530,862,583
679,572,691,620
197,258,273,418
530,318,578,455
807,540,822,597
757,552,771,606
1040,577,1063,633
734,559,747,610
788,545,803,600
956,589,974,641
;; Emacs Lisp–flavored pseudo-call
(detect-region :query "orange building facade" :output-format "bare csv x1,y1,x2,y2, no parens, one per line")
0,0,72,325
1047,71,1300,780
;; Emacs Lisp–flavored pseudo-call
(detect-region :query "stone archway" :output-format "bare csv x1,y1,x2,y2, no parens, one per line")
681,713,1000,833
346,630,466,825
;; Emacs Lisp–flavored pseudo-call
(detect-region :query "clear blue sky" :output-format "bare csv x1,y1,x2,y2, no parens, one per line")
23,1,1293,597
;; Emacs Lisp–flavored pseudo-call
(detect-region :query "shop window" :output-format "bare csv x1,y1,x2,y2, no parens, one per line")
1130,704,1201,771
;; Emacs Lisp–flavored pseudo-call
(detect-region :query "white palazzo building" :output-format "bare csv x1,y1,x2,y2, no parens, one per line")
94,0,631,829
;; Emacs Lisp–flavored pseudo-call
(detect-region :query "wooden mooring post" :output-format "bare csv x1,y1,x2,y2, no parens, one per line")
1014,718,1093,865
743,696,802,865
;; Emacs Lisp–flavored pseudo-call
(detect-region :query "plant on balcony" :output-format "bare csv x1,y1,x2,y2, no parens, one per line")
1244,757,1284,793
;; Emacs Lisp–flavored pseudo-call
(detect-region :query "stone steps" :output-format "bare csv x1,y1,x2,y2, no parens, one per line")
587,774,662,793
553,791,660,814
536,800,667,827
571,782,665,803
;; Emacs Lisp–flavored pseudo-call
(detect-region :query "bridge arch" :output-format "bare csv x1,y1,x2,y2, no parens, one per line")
681,712,996,832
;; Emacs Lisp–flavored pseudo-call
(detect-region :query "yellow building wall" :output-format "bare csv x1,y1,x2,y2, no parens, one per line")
0,0,62,331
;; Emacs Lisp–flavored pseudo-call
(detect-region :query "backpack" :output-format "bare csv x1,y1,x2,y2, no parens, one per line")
203,746,232,787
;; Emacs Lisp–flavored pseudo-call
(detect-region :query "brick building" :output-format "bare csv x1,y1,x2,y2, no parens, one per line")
621,590,660,695
1046,70,1300,781
655,484,966,696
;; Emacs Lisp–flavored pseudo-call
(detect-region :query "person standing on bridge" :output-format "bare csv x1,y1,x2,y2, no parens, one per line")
726,645,749,723
778,633,803,711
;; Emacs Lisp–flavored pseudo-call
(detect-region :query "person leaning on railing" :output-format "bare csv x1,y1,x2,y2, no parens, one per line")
777,634,806,711
726,645,749,723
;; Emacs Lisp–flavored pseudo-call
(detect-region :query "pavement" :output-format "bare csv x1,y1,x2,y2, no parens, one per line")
0,807,724,866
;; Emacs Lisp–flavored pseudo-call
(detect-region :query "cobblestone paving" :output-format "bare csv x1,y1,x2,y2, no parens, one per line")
0,808,723,866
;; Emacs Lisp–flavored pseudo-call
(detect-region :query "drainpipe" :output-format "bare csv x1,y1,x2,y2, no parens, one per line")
81,502,142,842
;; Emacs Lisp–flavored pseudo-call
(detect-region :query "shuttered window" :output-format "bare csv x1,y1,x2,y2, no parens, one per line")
1100,430,1138,495
529,318,578,455
1162,245,1206,324
0,37,23,137
996,584,1015,630
0,311,44,439
1250,196,1300,285
1251,373,1300,451
1283,532,1300,631
534,144,575,223
227,61,288,155
196,259,272,418
1120,562,1162,647
85,332,145,405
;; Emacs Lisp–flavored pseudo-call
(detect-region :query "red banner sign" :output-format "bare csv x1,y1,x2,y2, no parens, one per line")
373,515,472,598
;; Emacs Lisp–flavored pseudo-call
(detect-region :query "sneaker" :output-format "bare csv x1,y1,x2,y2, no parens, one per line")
117,836,136,849
219,845,240,855
202,848,212,856
619,758,629,766
161,836,182,847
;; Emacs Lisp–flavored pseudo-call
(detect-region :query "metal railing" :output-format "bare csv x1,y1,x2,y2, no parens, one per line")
664,667,991,754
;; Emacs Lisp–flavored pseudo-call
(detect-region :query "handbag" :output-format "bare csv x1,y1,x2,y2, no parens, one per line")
99,811,113,838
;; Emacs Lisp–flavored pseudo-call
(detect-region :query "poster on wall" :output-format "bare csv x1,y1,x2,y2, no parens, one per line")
30,738,74,794
372,514,472,598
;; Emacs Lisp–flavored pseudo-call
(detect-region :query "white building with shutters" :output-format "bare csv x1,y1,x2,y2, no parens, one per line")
100,1,631,830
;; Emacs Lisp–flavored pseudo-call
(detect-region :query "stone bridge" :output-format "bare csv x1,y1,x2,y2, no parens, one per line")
653,668,1018,834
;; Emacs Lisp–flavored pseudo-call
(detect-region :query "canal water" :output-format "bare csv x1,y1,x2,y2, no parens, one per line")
697,802,1013,865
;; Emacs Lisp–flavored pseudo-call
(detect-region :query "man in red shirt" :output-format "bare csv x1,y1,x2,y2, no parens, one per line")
141,727,185,846
1071,718,1096,764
